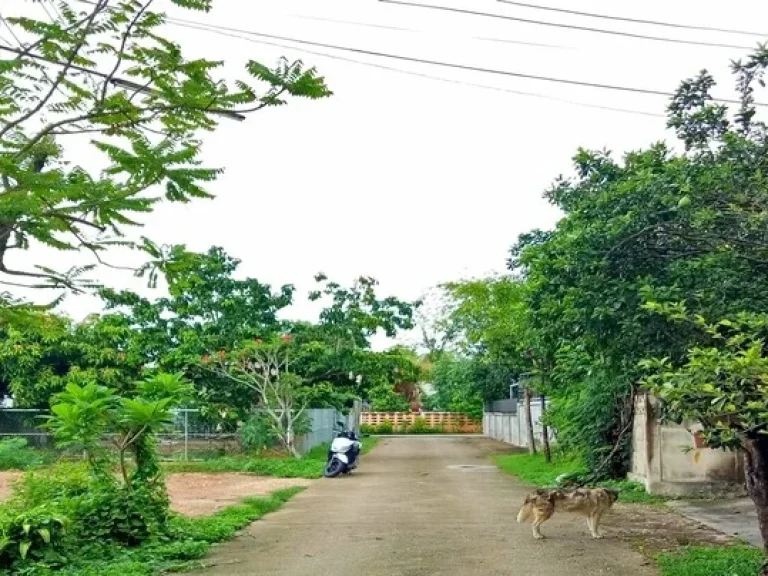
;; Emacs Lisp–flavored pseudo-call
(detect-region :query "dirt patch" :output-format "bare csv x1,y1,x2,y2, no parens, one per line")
605,502,734,557
167,473,311,516
0,471,21,502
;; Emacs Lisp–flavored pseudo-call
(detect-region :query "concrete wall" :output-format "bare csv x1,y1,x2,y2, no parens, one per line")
295,403,362,456
483,399,554,449
628,394,745,497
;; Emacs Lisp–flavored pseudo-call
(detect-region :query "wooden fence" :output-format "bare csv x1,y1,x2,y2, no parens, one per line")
361,411,481,433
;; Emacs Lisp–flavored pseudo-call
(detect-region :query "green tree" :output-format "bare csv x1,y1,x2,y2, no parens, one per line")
207,335,308,457
507,48,768,476
641,309,768,564
0,0,329,292
309,274,418,351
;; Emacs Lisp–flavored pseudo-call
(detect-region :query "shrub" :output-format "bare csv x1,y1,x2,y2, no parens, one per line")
410,417,428,434
0,503,68,570
375,420,393,434
11,462,92,508
70,483,170,547
239,413,280,453
0,437,45,470
360,424,376,435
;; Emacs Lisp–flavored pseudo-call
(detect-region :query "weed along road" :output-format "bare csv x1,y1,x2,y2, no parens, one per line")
196,437,655,576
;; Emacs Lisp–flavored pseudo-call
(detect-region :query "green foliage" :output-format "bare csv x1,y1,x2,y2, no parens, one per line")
368,384,410,412
0,457,304,574
0,438,46,470
0,504,68,570
656,546,765,576
29,488,304,576
494,452,586,487
374,420,393,434
410,416,428,433
483,46,768,478
44,372,191,484
641,309,768,450
239,413,280,453
493,452,664,504
0,1,330,292
166,437,379,478
428,355,485,420
309,274,418,350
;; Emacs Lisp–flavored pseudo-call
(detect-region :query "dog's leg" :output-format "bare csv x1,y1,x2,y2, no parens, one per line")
589,511,605,539
531,504,553,539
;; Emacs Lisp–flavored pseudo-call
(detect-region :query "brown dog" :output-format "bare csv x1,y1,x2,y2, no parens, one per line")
516,487,619,539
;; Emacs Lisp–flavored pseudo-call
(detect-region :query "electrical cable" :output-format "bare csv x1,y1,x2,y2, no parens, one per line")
378,0,754,50
171,18,664,118
495,0,768,38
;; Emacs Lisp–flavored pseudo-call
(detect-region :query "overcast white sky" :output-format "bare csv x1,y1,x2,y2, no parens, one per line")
5,0,768,347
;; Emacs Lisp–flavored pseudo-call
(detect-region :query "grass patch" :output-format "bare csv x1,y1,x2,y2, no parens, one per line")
163,437,379,479
493,452,665,504
50,487,305,576
0,437,56,471
656,546,765,576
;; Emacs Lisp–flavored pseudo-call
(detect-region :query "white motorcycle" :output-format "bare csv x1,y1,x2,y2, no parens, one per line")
324,421,362,478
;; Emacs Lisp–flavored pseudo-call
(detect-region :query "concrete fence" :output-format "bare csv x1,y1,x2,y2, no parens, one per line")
361,411,481,432
628,394,745,496
483,399,555,448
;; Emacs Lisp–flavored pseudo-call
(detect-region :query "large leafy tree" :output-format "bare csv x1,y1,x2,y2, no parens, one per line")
309,274,418,351
507,47,768,477
0,0,329,292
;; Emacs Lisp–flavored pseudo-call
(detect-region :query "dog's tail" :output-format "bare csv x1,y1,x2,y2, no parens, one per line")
517,499,534,523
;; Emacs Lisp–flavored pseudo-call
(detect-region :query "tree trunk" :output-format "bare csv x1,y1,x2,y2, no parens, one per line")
744,435,768,571
541,394,551,463
524,387,537,455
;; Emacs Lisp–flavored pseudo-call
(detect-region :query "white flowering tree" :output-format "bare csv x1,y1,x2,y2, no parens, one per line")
208,335,307,457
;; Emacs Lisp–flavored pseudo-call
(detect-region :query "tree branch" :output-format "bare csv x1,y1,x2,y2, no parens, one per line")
99,0,154,105
0,0,109,141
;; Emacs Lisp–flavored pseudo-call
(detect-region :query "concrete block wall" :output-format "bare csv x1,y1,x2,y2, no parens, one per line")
483,399,554,449
628,394,745,497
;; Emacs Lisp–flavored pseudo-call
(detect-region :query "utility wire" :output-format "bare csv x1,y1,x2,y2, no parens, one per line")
171,19,663,118
291,12,569,49
378,0,754,51
291,14,413,32
496,0,768,39
161,15,767,106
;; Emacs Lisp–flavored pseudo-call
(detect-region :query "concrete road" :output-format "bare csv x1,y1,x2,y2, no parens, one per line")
196,436,656,576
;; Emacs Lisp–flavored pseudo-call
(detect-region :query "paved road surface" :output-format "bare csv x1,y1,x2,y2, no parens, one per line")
196,436,656,576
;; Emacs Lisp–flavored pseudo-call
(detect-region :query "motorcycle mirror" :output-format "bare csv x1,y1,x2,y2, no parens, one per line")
336,421,345,428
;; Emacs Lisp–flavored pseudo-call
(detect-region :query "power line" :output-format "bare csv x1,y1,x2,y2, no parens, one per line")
171,19,663,118
291,14,413,32
378,0,754,51
291,12,569,50
496,0,768,38
162,16,767,106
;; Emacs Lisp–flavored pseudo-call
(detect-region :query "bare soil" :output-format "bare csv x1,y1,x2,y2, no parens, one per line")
0,471,21,502
0,469,310,517
167,473,311,516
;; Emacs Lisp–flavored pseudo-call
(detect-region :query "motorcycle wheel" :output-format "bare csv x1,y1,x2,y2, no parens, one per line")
323,458,345,478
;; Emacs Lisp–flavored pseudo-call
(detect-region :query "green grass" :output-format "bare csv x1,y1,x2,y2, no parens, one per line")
656,546,765,576
493,452,665,504
163,437,379,479
494,452,587,486
51,487,305,576
0,438,57,471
